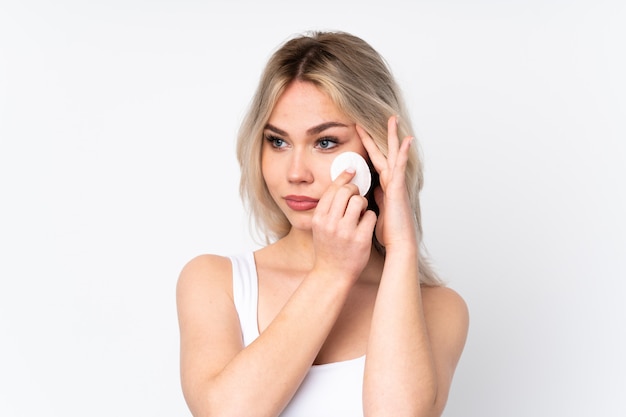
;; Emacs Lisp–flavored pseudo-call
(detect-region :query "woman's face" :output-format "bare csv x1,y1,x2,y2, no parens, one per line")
261,81,368,232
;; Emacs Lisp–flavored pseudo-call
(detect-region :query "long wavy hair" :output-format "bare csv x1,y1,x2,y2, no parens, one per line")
236,31,442,286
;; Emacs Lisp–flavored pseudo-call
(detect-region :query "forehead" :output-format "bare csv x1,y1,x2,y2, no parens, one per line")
268,81,350,129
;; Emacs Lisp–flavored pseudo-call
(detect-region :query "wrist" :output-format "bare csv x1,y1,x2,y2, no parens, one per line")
308,264,359,290
382,240,418,257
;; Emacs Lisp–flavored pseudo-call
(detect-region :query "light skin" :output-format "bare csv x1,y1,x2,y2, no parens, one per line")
176,81,469,417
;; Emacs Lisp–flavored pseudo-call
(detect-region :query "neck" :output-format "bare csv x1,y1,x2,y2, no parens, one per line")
276,227,316,269
274,227,385,283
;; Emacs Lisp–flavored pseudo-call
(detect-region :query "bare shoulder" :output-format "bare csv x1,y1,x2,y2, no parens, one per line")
177,254,233,299
176,254,246,404
176,254,242,357
178,253,232,279
421,285,469,355
421,285,469,322
176,254,236,325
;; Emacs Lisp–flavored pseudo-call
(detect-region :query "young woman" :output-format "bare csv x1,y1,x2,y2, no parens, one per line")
177,31,469,417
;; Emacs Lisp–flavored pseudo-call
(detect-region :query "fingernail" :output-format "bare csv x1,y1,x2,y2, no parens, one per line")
345,167,356,174
395,115,400,125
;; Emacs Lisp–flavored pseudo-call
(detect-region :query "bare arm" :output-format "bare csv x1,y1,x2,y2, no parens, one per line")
177,255,352,417
360,118,469,416
177,171,377,417
364,255,469,417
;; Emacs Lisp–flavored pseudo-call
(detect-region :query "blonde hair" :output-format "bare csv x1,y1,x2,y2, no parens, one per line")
236,31,442,285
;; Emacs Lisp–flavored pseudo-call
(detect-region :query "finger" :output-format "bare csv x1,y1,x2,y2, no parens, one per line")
315,169,356,216
356,210,377,238
334,167,357,185
395,135,413,172
326,182,360,221
342,194,369,226
356,125,386,174
386,115,400,166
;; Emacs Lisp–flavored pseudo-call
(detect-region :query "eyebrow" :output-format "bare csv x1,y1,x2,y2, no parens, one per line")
264,121,350,137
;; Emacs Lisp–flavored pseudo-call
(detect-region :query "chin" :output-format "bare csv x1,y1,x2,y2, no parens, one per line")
285,216,314,234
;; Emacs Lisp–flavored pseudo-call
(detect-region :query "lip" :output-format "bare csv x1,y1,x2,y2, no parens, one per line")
284,195,319,211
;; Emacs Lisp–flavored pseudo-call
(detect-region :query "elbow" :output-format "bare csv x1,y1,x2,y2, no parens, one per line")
186,396,242,417
364,383,442,417
423,386,449,417
410,383,446,417
185,386,277,417
183,383,233,417
186,401,240,417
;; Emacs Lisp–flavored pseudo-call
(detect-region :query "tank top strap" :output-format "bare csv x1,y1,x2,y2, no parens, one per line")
229,252,260,346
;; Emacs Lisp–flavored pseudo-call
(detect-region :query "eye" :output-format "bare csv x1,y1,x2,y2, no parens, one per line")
265,135,287,149
316,137,338,150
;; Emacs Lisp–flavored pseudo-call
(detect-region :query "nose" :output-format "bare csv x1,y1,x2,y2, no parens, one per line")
287,149,314,184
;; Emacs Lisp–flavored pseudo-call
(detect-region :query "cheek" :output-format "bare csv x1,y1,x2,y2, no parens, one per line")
260,156,274,188
350,143,369,162
315,157,334,186
341,133,369,162
260,151,282,194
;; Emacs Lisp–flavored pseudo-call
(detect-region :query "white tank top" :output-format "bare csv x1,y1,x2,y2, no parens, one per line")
229,252,365,417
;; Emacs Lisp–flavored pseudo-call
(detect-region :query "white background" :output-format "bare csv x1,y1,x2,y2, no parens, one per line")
1,0,625,416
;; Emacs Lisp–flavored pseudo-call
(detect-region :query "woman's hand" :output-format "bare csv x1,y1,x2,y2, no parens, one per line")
311,169,377,282
358,116,417,251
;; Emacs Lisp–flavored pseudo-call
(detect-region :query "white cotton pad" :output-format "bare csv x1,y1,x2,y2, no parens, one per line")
330,151,372,196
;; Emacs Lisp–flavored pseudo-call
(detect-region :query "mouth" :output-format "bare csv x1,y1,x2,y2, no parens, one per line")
284,195,319,211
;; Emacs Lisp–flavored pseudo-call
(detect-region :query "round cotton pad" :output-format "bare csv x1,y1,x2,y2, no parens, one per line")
330,151,372,196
